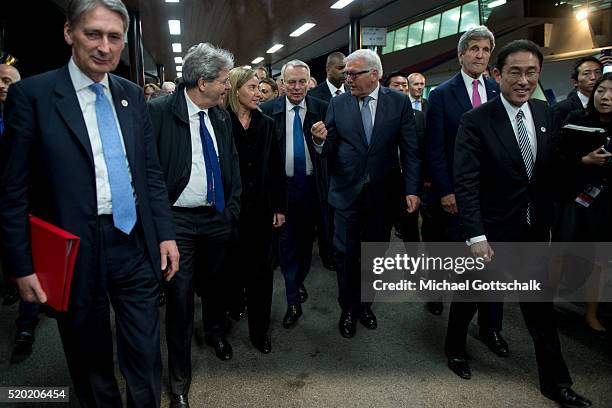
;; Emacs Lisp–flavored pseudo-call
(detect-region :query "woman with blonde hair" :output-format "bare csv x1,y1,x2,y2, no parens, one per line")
225,66,286,353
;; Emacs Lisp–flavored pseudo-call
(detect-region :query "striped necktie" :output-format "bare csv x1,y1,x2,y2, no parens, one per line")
516,109,534,224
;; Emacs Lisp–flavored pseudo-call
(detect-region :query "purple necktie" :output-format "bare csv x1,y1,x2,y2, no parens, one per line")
471,79,482,108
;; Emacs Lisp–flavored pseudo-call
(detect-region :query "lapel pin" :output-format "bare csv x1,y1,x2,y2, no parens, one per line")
541,127,546,132
121,99,128,107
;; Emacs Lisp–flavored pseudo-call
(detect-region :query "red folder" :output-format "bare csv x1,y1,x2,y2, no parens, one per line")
29,215,80,312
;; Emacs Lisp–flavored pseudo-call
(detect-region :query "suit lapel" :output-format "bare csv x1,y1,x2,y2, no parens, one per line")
450,72,473,113
270,98,287,163
108,75,136,171
348,94,368,146
491,97,528,177
484,78,499,101
369,87,388,150
529,100,548,169
54,66,95,168
208,107,225,159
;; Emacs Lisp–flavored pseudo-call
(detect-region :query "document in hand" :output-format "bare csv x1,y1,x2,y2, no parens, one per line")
29,216,80,312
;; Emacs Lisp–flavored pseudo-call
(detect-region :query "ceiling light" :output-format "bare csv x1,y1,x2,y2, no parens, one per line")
487,0,506,8
290,23,316,37
168,20,181,35
176,66,182,72
174,56,183,64
266,44,284,54
576,8,589,20
165,0,179,3
330,0,355,9
172,43,182,53
251,56,264,64
176,72,182,78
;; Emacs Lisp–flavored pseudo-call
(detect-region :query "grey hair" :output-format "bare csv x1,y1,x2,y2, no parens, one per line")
281,60,311,81
457,25,495,56
182,43,235,88
66,0,129,34
344,49,383,79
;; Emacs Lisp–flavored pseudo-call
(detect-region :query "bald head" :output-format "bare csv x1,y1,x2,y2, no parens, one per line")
325,52,346,88
0,64,21,103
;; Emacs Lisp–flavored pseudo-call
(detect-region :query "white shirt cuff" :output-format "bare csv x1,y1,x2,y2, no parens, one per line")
466,235,487,246
312,137,325,153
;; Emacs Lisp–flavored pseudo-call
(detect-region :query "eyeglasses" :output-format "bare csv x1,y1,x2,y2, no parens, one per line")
344,70,371,79
213,76,230,86
504,70,540,81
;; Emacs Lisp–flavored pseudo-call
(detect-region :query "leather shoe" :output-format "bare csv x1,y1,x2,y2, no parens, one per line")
542,387,592,408
250,335,272,354
298,284,308,303
339,311,357,338
14,329,35,348
282,304,302,328
169,393,190,408
425,301,443,316
359,307,377,329
479,330,509,358
204,335,233,361
448,357,471,379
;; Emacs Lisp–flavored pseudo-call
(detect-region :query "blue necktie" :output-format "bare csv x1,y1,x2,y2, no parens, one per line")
0,112,4,136
292,105,306,183
198,111,225,212
89,83,136,234
361,96,373,144
414,99,421,111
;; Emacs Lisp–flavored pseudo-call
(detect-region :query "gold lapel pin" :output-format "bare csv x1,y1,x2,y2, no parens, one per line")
121,99,128,107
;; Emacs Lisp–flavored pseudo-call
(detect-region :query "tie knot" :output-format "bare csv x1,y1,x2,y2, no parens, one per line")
89,82,105,97
335,89,342,96
362,96,372,104
198,110,206,120
516,109,525,120
472,79,479,87
292,105,301,114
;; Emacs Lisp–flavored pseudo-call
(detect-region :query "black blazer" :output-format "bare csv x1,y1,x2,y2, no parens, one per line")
228,108,286,218
260,95,328,204
413,97,429,116
320,86,421,210
454,97,556,241
552,90,583,130
0,65,175,321
148,85,241,222
308,81,333,102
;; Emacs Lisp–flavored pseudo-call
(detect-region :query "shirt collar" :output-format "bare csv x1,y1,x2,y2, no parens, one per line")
184,88,209,117
364,84,380,101
500,93,529,118
68,57,109,92
577,91,589,108
285,96,306,112
326,79,344,95
409,94,420,103
460,69,484,90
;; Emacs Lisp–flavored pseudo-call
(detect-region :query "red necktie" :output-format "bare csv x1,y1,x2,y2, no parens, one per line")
471,79,482,108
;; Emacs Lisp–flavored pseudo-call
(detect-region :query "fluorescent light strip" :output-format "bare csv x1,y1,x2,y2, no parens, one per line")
266,44,284,54
168,20,181,35
177,73,182,78
165,0,179,3
172,43,182,53
487,0,506,8
290,23,316,37
251,57,264,64
330,0,355,9
176,66,182,72
174,56,183,64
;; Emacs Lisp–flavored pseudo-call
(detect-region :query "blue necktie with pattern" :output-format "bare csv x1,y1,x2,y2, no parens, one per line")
89,83,136,234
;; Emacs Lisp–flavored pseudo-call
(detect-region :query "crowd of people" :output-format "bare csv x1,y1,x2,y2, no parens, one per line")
0,0,610,407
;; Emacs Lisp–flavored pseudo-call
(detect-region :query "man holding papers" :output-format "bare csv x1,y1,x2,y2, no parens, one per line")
0,0,178,407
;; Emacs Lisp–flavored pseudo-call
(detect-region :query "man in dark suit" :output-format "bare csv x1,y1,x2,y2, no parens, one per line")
260,60,327,329
312,49,421,338
407,72,428,115
426,26,506,354
148,43,241,407
552,56,603,127
0,1,179,406
450,39,591,408
308,51,346,102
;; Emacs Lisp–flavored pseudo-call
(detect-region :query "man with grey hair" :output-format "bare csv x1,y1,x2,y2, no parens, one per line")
424,25,507,375
311,49,421,339
0,0,179,406
148,42,241,408
161,80,176,94
261,60,328,329
407,72,428,114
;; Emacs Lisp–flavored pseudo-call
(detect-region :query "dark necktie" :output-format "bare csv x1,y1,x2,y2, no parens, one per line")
198,111,225,212
89,83,136,234
516,109,534,224
361,96,373,144
292,105,306,183
0,111,4,136
335,89,341,96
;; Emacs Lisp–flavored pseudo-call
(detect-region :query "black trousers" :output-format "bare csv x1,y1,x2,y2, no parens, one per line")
57,216,161,408
166,207,231,395
333,184,394,312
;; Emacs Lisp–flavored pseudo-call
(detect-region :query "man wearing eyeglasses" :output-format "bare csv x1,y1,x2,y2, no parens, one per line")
451,39,591,408
311,49,421,339
148,43,241,407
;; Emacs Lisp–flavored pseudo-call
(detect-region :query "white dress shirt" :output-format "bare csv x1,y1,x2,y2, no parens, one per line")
285,97,313,177
460,69,487,106
468,95,538,245
174,88,219,207
68,57,132,215
409,94,423,111
326,79,344,97
577,91,589,108
360,84,380,128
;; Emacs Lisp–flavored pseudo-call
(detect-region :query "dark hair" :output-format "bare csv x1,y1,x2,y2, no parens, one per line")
571,56,603,80
383,71,408,87
259,77,278,92
586,72,612,116
495,39,543,72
